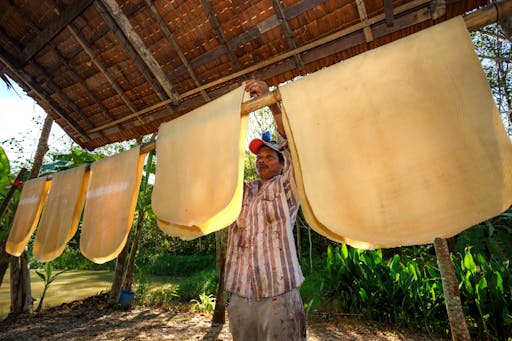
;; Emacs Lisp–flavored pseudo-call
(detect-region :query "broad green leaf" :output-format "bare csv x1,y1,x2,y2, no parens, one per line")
35,270,46,281
0,146,10,195
341,243,348,260
494,271,503,294
463,252,477,273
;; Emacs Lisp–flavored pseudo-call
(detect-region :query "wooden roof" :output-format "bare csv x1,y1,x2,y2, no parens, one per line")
0,0,489,150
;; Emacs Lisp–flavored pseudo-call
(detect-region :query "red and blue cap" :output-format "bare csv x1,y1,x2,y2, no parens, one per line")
249,131,280,154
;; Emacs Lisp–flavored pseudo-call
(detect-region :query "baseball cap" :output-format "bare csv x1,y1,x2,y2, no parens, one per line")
249,131,280,154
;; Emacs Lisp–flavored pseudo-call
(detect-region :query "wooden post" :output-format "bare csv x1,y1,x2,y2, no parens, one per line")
10,115,53,314
211,228,228,325
434,237,471,341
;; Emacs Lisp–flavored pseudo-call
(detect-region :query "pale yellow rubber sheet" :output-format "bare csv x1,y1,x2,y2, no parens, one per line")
33,166,90,262
279,17,512,248
152,86,248,239
80,147,145,264
6,176,51,256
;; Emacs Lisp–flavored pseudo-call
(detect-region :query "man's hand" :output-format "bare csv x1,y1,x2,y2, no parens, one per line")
244,79,286,138
245,79,269,98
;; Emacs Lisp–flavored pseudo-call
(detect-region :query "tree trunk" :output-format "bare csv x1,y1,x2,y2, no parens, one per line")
211,229,228,325
434,237,471,341
108,240,130,305
123,150,154,292
9,115,53,315
109,149,152,301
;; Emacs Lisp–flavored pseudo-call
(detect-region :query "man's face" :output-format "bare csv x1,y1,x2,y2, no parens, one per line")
256,146,283,181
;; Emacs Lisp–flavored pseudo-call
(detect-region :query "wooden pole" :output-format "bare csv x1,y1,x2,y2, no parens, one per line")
434,238,471,341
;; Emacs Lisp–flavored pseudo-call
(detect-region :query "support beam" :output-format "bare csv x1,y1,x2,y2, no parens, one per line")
356,0,374,42
168,0,327,81
20,0,94,64
98,0,180,104
67,23,145,126
383,0,395,26
272,0,305,69
144,0,210,102
200,0,244,72
93,1,170,103
86,0,509,134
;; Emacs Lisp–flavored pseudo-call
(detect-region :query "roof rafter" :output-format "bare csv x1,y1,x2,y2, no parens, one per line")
200,0,244,72
93,1,170,105
67,23,145,124
356,0,374,42
383,0,395,26
271,0,304,70
98,0,180,104
167,0,332,81
87,0,434,133
20,0,95,64
144,0,210,102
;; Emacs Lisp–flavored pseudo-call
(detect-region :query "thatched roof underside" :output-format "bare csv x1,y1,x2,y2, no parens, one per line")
0,0,489,150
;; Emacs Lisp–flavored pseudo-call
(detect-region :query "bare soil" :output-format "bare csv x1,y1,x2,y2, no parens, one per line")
0,294,448,340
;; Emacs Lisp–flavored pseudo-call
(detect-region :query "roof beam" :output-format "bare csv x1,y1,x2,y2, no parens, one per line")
93,1,170,105
144,0,210,102
167,0,327,81
85,0,433,133
82,0,506,136
67,24,144,120
200,0,244,73
356,0,374,42
383,0,395,26
272,0,305,70
98,0,180,104
19,0,94,64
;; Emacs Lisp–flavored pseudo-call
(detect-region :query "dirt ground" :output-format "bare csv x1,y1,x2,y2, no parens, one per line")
0,294,448,340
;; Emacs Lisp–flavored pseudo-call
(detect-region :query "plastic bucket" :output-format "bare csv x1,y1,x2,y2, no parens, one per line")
119,290,135,309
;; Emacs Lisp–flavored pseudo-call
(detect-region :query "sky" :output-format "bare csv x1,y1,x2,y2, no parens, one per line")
0,78,70,170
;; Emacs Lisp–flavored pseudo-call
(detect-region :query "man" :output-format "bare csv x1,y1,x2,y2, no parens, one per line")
224,79,306,341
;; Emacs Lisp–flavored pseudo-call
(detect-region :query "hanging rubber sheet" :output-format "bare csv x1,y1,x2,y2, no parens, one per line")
152,86,248,240
279,17,512,249
6,176,51,256
80,147,145,263
33,166,89,262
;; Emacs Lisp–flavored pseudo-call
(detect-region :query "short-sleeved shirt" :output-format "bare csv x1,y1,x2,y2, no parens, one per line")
224,136,304,301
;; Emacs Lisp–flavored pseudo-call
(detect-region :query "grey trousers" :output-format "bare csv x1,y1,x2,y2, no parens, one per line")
227,289,306,341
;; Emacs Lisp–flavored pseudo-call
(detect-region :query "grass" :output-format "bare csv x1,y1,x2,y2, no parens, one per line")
0,270,180,320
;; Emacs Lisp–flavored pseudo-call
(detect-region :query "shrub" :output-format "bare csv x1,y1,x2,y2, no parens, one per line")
137,254,215,276
177,268,218,301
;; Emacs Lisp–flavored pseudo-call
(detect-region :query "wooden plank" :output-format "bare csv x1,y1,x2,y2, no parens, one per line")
168,0,328,81
383,0,394,26
144,0,210,102
20,0,95,64
200,0,243,71
93,1,170,103
67,23,142,120
88,0,506,134
87,0,432,133
99,0,180,103
356,0,374,42
272,0,305,70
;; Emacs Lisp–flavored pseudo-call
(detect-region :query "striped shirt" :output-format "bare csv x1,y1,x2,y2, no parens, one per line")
224,136,304,301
